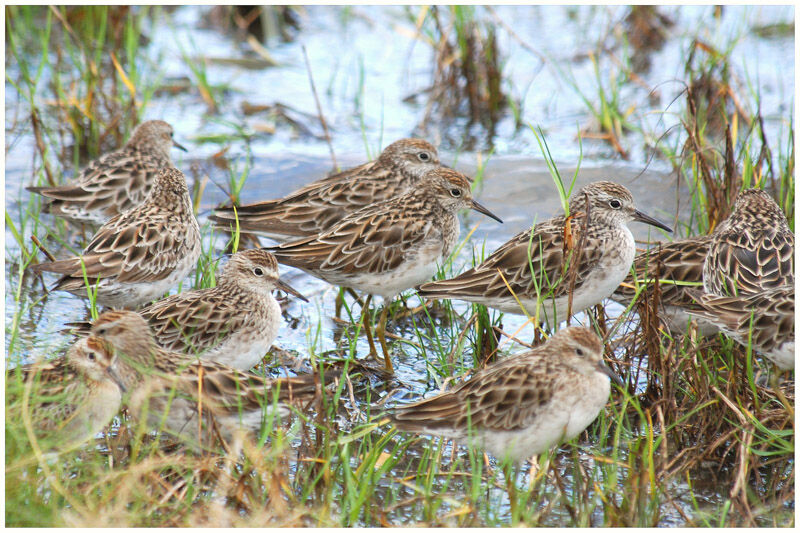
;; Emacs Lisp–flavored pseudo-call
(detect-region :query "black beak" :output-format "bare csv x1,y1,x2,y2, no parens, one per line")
275,278,308,302
106,365,127,394
632,209,672,233
470,199,503,224
173,139,188,152
597,360,624,387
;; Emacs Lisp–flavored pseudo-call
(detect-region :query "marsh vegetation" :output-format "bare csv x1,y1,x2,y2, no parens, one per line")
5,5,794,527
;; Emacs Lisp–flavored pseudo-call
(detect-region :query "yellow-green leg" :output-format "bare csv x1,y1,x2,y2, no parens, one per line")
335,287,346,319
503,461,518,520
336,287,365,319
361,294,378,357
376,304,394,373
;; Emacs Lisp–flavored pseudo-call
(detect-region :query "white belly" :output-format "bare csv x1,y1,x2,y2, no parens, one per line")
485,228,635,326
93,240,201,309
202,298,281,370
322,241,443,299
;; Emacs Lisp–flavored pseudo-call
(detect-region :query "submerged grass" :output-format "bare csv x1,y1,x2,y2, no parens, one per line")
5,5,794,528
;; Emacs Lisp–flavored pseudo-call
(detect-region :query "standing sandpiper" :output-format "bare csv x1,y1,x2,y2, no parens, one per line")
418,181,672,325
390,326,621,463
135,249,305,369
267,167,502,372
30,167,201,309
211,138,444,240
27,120,187,224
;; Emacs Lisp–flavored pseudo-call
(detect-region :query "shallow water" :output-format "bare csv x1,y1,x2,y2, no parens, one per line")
4,5,794,526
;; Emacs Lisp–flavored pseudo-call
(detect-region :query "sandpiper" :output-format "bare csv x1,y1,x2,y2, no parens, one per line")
66,249,306,370
418,181,672,326
30,167,201,309
688,286,795,370
10,336,123,452
390,326,621,463
612,236,719,335
211,138,444,240
703,188,794,296
90,310,333,449
267,167,502,372
27,120,187,224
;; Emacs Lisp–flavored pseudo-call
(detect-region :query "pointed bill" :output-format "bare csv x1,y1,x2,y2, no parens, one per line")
471,199,503,223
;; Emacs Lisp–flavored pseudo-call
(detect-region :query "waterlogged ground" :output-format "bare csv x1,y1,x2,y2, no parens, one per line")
5,5,795,526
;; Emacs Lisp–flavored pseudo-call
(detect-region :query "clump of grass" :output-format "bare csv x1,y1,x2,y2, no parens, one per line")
7,6,154,174
412,6,507,150
205,6,302,45
673,40,792,232
557,39,639,160
623,6,674,72
177,32,229,115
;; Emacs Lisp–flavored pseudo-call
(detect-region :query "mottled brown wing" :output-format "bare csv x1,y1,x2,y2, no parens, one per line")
614,236,710,306
12,357,75,396
212,162,392,237
163,356,327,414
705,225,794,295
7,358,85,430
270,200,435,276
691,286,794,351
290,159,380,187
28,149,157,218
39,203,190,287
393,355,559,432
418,214,602,300
138,289,242,354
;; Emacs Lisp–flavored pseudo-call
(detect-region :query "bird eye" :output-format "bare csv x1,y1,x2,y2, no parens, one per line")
609,199,621,209
253,267,264,277
450,188,462,198
576,348,584,357
418,152,430,161
87,352,96,361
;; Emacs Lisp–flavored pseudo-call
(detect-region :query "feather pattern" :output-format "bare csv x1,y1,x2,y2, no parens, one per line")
688,286,795,370
65,250,297,370
703,189,794,296
29,167,201,309
27,120,185,224
89,310,336,449
267,168,485,299
391,326,617,462
8,337,122,451
211,138,444,240
611,236,719,335
417,181,670,323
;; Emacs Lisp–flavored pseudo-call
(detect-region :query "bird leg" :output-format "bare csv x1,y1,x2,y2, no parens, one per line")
503,461,518,520
770,371,794,418
361,294,378,357
335,287,346,319
376,304,394,373
335,287,365,319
